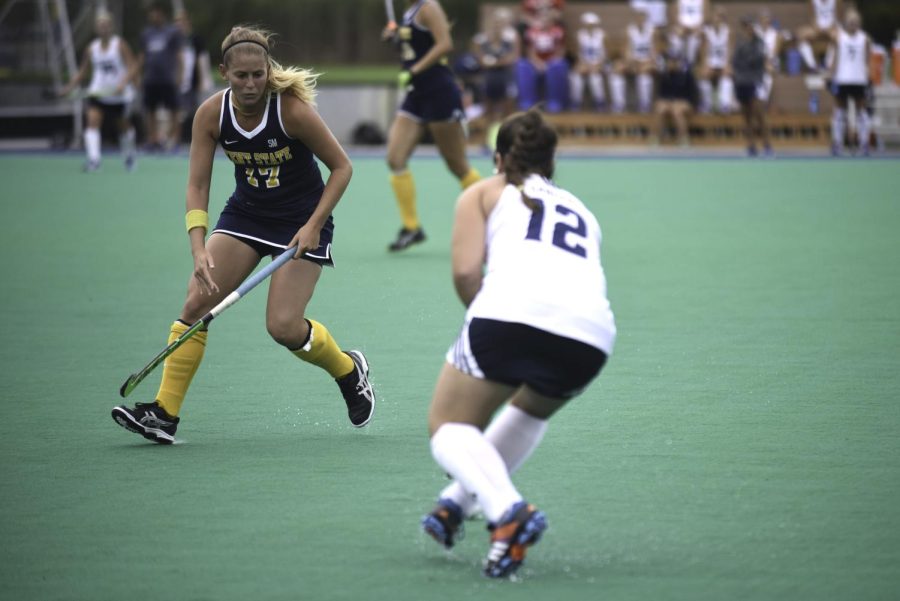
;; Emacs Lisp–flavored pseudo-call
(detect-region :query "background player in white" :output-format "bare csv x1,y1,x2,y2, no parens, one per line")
420,110,615,579
829,10,872,156
569,12,608,111
698,7,735,113
58,10,137,172
610,8,657,113
673,0,710,65
798,0,842,72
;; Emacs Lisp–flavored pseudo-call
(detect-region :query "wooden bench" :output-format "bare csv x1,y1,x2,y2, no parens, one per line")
539,111,831,146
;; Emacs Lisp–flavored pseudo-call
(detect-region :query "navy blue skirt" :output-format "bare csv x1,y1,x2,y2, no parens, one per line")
212,199,334,266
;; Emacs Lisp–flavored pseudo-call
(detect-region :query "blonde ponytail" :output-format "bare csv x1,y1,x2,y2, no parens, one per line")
221,25,318,105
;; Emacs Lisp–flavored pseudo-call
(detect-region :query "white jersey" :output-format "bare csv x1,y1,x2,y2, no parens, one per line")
833,29,869,85
678,0,705,29
465,175,616,354
87,36,133,104
755,26,780,61
627,22,655,62
703,24,731,69
577,28,606,65
812,0,836,30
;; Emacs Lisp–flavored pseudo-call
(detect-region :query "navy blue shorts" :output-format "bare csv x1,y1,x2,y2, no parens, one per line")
212,200,334,266
399,82,465,123
446,318,608,400
736,83,758,106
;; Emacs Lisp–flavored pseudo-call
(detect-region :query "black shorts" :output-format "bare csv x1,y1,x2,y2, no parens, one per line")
399,82,465,123
447,318,608,399
87,98,128,120
143,83,178,112
484,68,513,102
835,84,867,104
212,200,334,266
735,83,758,106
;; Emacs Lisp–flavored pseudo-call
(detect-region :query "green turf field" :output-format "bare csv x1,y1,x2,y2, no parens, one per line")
1,154,898,601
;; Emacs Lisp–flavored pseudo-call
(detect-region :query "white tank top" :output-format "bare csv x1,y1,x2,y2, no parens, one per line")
466,175,616,354
627,23,655,62
577,29,606,65
813,0,836,30
704,24,730,69
87,36,133,103
757,26,779,61
834,29,868,85
678,0,705,29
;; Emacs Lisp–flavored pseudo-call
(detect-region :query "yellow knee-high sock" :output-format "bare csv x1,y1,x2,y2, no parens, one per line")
156,321,207,416
459,167,481,189
390,170,419,230
291,319,354,379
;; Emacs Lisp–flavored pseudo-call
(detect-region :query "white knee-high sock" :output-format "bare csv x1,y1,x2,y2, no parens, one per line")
609,73,626,113
569,73,584,108
439,405,548,514
588,73,605,105
857,110,871,149
686,33,701,65
699,79,713,113
718,76,735,113
799,41,817,70
637,73,653,113
759,73,773,102
832,108,845,147
84,128,101,163
431,423,523,523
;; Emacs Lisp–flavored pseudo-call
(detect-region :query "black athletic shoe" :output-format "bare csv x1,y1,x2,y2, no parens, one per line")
483,502,548,579
388,227,426,252
421,498,465,549
336,350,375,427
111,401,179,444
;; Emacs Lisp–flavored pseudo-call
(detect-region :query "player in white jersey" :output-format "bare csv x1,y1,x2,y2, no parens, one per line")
59,11,137,172
798,0,842,71
611,9,658,113
697,7,735,113
420,110,615,579
569,12,608,110
828,11,872,156
754,9,784,103
674,0,710,64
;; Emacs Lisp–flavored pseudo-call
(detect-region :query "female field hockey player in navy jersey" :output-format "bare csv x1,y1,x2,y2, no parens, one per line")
384,0,481,251
112,26,374,444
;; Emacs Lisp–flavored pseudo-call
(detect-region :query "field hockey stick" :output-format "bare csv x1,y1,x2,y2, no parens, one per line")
119,246,297,398
385,0,398,30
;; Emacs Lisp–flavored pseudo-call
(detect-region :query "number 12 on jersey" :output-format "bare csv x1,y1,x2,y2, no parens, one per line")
525,198,588,258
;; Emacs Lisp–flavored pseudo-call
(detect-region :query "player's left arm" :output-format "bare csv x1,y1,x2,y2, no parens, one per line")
408,0,453,76
117,39,139,93
281,94,353,258
451,184,488,307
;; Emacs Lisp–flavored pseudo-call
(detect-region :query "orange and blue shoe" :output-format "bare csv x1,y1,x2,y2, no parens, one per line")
421,498,465,549
483,501,547,578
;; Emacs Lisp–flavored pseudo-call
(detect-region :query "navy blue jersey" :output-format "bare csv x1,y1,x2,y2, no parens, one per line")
218,89,324,219
398,0,456,92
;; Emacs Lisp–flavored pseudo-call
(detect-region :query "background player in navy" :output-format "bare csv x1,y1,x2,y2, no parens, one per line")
138,1,183,152
384,0,481,251
112,26,374,444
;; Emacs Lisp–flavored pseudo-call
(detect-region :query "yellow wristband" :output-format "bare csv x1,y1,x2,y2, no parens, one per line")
185,209,209,233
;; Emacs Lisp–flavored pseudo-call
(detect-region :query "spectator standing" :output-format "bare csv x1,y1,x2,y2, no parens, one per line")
139,1,183,152
516,9,569,113
674,0,710,65
472,8,519,132
829,10,872,156
732,16,772,157
175,9,212,146
754,9,784,104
